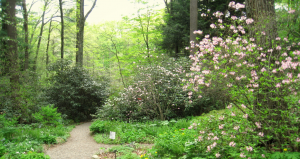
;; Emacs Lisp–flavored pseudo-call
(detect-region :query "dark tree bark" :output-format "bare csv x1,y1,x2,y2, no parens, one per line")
246,0,278,50
1,0,9,75
22,0,29,71
190,0,198,55
7,0,20,111
59,0,64,59
76,0,97,66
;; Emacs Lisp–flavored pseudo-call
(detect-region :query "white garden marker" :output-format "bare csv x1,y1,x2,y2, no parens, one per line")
109,131,116,139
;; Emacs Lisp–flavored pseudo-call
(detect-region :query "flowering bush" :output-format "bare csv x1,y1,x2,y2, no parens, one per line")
95,57,191,121
184,0,300,155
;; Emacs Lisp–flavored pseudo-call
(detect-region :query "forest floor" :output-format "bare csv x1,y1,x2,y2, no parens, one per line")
44,122,153,159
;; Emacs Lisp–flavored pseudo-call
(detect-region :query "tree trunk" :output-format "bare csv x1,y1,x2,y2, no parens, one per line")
1,0,9,75
246,0,278,51
46,19,52,67
59,0,64,59
7,0,20,111
33,0,49,71
76,0,97,66
22,0,29,71
190,0,198,55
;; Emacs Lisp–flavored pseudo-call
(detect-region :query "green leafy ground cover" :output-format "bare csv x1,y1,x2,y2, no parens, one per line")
91,106,300,159
0,107,75,159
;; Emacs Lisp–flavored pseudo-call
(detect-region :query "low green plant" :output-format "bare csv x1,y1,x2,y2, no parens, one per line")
33,105,62,127
0,143,6,157
90,120,109,133
39,135,57,144
19,152,50,159
0,114,18,141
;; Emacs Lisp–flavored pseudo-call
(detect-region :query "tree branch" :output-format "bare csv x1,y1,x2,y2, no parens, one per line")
84,0,97,21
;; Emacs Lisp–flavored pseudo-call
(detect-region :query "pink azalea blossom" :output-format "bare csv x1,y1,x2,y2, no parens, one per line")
219,116,225,120
258,132,264,137
262,154,265,158
240,153,246,158
219,124,224,129
234,126,240,130
241,104,246,108
243,114,248,119
231,16,237,20
288,10,295,13
231,112,236,116
246,18,254,24
246,146,253,152
276,83,281,88
229,141,236,147
216,152,221,158
255,122,262,128
210,24,217,29
198,136,203,141
193,30,203,35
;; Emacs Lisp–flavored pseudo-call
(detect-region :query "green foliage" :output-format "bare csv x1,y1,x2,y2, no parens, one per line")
33,105,62,127
46,59,109,121
270,152,300,159
39,135,57,144
0,143,6,158
89,120,109,133
19,152,50,159
108,145,140,159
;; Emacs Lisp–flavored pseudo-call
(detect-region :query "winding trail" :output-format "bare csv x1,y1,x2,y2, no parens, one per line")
45,122,114,159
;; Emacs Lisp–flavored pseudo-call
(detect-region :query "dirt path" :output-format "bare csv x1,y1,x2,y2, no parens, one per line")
45,122,115,159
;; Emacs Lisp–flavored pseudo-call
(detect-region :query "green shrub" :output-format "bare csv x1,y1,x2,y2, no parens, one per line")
90,120,109,133
39,135,57,144
46,59,109,121
0,143,6,157
0,114,18,141
33,105,62,127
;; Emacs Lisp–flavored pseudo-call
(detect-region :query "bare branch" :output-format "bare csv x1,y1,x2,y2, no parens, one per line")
84,0,97,21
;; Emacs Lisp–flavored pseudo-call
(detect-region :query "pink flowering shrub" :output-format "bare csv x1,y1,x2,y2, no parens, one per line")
95,57,193,121
185,0,300,154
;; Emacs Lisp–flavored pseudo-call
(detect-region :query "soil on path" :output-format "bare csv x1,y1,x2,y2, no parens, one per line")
45,122,115,159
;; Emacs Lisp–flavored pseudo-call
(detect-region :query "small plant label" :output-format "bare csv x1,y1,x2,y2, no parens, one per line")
109,131,116,139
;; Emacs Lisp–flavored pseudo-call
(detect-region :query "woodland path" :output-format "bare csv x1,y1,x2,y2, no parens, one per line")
45,122,115,159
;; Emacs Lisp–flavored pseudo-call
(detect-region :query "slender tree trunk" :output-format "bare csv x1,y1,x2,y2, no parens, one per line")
109,36,126,88
7,0,20,111
33,0,49,71
22,0,29,71
76,0,97,66
46,20,52,67
59,0,64,58
190,0,198,55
